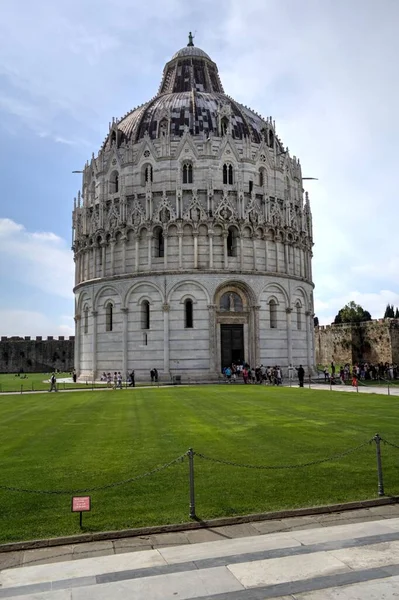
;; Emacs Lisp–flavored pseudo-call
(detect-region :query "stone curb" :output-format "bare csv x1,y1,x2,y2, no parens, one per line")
0,496,398,553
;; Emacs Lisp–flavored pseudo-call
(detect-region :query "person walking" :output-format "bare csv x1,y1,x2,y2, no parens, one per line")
49,373,58,392
297,364,305,388
129,370,135,387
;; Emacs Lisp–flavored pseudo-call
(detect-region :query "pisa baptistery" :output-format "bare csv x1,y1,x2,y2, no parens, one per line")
72,34,315,381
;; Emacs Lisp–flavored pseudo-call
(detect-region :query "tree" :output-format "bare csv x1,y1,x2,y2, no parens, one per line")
384,304,395,318
334,301,372,324
396,308,399,319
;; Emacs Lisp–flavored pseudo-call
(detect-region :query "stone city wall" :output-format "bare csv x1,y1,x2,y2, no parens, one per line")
0,337,75,373
315,319,399,366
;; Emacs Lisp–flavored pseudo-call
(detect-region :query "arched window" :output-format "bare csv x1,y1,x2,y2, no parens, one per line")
268,130,274,148
221,116,229,136
223,164,234,185
259,169,266,187
269,299,277,329
185,299,193,328
142,164,153,185
249,180,253,194
154,228,164,258
83,306,89,335
110,130,116,145
227,227,238,257
105,303,113,332
182,163,193,184
296,302,302,330
159,118,168,137
141,300,150,330
109,171,119,194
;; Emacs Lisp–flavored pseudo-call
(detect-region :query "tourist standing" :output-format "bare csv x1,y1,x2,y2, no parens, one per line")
297,365,305,388
117,372,123,389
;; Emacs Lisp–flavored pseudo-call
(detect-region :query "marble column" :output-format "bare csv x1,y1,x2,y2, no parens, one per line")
163,303,170,375
101,244,106,278
240,235,244,270
286,308,293,368
121,307,129,378
122,238,127,274
207,304,217,374
252,236,257,271
265,238,269,271
275,240,279,273
208,232,214,268
91,310,98,380
178,232,183,268
110,241,115,276
163,233,168,269
135,236,139,272
223,232,228,269
305,310,312,371
193,233,198,268
74,315,81,377
147,233,152,270
253,305,261,367
300,247,304,278
284,243,289,274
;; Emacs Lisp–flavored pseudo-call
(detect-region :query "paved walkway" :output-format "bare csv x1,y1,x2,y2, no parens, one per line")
2,505,399,598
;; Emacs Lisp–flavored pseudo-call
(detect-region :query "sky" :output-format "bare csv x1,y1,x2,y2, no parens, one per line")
0,0,398,336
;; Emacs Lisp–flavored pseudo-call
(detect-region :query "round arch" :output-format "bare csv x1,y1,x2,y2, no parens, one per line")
167,279,211,304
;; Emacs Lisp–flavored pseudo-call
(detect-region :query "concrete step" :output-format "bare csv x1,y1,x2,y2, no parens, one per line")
3,514,399,598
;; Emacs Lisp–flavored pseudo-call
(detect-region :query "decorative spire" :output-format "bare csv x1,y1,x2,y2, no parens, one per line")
187,31,194,47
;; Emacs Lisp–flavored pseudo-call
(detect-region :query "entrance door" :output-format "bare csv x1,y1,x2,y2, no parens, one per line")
221,324,244,369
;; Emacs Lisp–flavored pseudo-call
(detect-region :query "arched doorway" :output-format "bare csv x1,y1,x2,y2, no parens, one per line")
213,282,258,372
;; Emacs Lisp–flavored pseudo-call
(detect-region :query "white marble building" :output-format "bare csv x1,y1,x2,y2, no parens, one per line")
72,35,315,381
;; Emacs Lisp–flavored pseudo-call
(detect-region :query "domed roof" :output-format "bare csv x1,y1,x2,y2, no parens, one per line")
171,46,212,61
105,35,274,149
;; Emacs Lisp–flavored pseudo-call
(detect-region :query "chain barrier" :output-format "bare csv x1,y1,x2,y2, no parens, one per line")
380,437,399,451
0,453,187,495
194,438,374,470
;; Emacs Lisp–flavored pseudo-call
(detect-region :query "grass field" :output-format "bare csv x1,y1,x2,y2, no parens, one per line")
0,385,398,544
0,372,102,393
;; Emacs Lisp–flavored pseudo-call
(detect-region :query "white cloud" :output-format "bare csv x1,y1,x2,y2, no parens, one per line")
0,310,74,337
0,0,398,331
0,218,74,299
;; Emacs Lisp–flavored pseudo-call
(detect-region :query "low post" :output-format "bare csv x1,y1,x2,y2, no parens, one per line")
374,433,385,496
308,375,311,389
188,448,196,519
388,380,391,396
20,385,23,394
329,378,332,391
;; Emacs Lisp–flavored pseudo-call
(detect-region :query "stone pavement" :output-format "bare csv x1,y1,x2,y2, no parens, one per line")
3,505,399,598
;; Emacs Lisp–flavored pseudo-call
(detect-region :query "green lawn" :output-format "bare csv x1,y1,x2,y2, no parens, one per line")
0,372,102,393
0,385,398,544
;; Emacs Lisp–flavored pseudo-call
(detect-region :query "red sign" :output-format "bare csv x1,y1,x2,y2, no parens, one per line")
72,496,91,512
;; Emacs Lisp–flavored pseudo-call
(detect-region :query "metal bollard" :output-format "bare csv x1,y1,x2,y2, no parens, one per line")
374,434,385,496
388,380,391,396
188,448,196,518
308,375,311,389
20,385,23,394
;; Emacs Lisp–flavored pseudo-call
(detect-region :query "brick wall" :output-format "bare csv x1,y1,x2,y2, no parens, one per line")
315,319,399,366
0,337,75,373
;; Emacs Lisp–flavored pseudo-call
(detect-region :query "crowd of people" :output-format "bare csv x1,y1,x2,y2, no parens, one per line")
100,371,136,387
222,363,305,386
322,361,399,386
